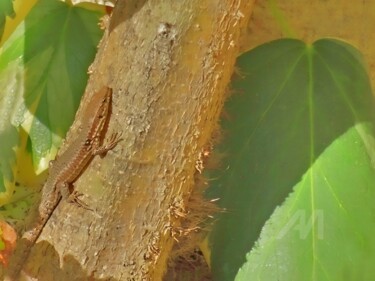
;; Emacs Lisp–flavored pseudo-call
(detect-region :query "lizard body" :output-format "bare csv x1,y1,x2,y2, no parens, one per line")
6,86,121,279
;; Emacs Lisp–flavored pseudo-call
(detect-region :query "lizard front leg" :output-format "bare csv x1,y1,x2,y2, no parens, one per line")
58,181,91,210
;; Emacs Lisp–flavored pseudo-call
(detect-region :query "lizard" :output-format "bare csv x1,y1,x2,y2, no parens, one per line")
5,86,122,280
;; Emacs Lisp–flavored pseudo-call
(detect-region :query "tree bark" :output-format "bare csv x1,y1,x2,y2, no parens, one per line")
22,0,254,280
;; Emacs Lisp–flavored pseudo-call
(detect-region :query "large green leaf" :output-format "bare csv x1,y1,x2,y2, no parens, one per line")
207,39,375,280
236,123,375,281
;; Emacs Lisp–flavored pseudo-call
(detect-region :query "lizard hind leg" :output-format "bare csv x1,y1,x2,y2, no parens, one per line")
68,190,94,211
59,182,93,211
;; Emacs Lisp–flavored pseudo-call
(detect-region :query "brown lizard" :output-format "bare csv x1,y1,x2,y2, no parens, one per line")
6,86,122,280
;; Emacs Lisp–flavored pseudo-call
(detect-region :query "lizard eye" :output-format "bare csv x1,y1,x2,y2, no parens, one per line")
85,139,92,146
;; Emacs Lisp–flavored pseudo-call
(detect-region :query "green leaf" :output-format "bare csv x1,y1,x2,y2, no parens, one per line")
0,0,103,204
207,39,375,281
0,58,24,197
0,0,15,41
0,0,103,170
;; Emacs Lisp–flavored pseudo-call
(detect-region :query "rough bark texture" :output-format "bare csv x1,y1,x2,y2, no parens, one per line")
21,0,254,280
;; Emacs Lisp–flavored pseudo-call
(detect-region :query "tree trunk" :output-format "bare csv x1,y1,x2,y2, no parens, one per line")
19,0,254,280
